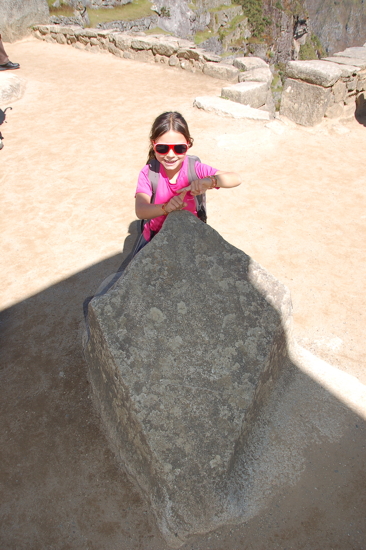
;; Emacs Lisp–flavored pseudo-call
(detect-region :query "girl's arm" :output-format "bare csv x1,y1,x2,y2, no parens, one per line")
135,191,188,220
181,171,242,196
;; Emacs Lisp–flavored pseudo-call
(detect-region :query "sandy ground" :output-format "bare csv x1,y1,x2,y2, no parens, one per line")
0,37,365,549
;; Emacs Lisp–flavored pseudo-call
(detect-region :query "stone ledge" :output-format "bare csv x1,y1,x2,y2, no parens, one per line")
334,47,366,60
193,96,271,120
324,56,366,70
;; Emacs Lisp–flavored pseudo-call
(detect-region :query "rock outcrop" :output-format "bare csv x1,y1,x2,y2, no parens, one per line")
84,211,293,547
0,0,49,42
304,0,366,55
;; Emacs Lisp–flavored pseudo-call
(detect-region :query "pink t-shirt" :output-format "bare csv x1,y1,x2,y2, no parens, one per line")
135,157,218,240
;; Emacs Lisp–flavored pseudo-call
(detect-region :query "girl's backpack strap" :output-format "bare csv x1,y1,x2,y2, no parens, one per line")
148,158,160,204
187,155,207,224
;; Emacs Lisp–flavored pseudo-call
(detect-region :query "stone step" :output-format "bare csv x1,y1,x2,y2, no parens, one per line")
221,81,268,109
193,95,271,120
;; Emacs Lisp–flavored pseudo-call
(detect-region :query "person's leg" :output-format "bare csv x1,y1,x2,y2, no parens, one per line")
0,34,19,70
0,34,10,65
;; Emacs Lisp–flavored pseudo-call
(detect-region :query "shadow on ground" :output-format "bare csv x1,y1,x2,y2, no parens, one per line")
1,223,365,550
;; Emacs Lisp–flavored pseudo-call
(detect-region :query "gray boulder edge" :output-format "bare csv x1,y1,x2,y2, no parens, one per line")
84,211,293,546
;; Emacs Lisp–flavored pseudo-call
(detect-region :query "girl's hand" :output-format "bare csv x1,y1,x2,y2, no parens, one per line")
165,188,188,213
180,176,216,196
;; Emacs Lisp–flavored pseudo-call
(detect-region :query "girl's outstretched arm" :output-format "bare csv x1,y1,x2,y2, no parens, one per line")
181,171,241,196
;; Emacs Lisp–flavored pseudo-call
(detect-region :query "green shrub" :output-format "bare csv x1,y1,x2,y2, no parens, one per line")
299,33,326,60
234,0,270,37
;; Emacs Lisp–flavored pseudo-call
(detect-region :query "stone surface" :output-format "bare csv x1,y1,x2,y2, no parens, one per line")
84,211,292,547
286,60,342,88
332,79,347,103
334,47,366,60
324,56,366,70
322,59,360,78
233,56,268,71
221,81,268,108
112,33,132,51
203,62,240,80
238,67,273,85
193,95,271,119
0,73,27,103
0,0,49,42
325,101,344,119
150,0,204,39
152,41,178,57
280,78,332,126
209,5,243,33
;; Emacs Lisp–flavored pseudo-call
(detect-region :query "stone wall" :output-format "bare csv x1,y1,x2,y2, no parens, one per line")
280,46,366,126
32,24,244,80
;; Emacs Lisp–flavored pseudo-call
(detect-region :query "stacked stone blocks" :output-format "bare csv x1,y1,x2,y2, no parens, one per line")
280,47,366,126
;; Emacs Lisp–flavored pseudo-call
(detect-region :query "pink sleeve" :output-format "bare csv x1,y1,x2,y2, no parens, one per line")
194,161,218,179
135,165,152,197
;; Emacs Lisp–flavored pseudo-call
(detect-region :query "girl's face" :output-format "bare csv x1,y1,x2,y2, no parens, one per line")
152,130,189,177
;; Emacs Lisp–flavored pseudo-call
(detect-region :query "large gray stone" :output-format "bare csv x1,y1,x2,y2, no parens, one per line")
286,60,342,88
233,56,268,71
193,95,271,120
0,0,49,42
84,211,292,547
203,62,240,80
221,81,268,108
238,67,273,85
280,78,332,126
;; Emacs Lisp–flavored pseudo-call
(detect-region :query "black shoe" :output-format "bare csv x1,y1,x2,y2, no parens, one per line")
0,61,20,71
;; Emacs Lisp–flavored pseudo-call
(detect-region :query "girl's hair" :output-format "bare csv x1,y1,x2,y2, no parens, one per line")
147,111,194,162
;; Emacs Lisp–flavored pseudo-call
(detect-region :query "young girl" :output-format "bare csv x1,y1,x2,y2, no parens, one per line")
134,111,241,253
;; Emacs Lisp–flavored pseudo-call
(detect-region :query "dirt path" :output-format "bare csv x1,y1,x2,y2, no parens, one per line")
1,36,365,550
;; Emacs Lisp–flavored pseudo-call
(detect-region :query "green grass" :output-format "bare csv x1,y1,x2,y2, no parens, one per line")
48,0,154,27
194,29,214,45
299,34,326,60
145,26,172,36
